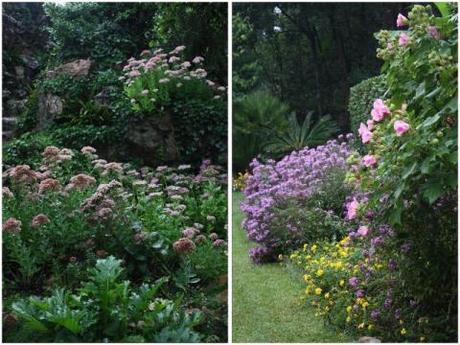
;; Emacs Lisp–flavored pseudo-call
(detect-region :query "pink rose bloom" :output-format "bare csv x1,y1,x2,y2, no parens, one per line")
346,199,360,220
396,14,408,27
399,33,410,47
371,99,390,122
362,154,378,167
358,123,373,144
394,120,410,136
427,26,441,40
366,119,375,131
357,225,369,237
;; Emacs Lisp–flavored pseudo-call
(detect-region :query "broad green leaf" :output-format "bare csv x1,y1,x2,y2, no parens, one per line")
449,150,458,164
446,172,457,189
402,162,417,180
421,180,444,204
388,207,402,226
420,157,434,174
419,113,441,129
435,3,450,18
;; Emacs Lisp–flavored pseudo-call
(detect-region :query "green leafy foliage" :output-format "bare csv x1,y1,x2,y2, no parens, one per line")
11,257,202,342
348,75,387,144
3,131,58,169
233,3,407,129
149,3,227,83
43,3,157,68
268,112,340,156
368,3,457,215
233,90,289,171
172,98,227,165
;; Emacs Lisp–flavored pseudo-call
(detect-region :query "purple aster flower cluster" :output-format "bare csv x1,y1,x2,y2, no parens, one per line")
248,246,274,264
241,139,352,263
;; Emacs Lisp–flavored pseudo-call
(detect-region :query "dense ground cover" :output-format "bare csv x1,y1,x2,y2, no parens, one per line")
3,146,227,342
238,4,457,342
232,193,352,343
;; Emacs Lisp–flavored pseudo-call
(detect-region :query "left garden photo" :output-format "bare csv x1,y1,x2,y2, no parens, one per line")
2,2,228,342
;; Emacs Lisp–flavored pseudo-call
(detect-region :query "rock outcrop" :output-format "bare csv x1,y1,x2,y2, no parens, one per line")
46,59,92,79
37,94,64,129
2,3,49,141
126,114,180,166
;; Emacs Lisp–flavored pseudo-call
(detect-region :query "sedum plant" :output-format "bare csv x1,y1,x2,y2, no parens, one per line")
122,46,226,115
11,257,203,343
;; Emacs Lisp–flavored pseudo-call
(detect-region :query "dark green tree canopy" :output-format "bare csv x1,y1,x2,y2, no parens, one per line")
234,3,417,131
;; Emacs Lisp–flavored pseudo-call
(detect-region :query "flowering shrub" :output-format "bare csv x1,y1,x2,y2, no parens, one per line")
294,4,459,341
232,171,249,191
3,145,227,342
122,46,226,114
288,233,435,342
348,75,387,146
365,4,457,214
121,46,228,165
241,137,353,262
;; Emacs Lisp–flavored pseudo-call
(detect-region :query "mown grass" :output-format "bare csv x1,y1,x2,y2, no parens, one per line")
232,192,353,343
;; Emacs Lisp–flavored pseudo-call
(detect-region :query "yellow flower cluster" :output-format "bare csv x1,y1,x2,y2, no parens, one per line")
290,236,360,321
232,171,250,191
289,236,430,341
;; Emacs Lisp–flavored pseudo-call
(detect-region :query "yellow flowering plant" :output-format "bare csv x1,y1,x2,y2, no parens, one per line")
232,171,250,191
286,236,433,341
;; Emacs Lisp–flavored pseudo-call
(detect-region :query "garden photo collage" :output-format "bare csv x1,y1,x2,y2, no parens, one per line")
1,1,458,343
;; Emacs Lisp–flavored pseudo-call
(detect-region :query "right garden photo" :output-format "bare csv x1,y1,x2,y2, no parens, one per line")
232,2,458,343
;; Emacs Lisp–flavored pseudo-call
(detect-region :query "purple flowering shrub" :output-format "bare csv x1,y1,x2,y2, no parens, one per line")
241,137,353,263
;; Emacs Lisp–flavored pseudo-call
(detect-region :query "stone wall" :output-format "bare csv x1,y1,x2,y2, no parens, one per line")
2,3,49,141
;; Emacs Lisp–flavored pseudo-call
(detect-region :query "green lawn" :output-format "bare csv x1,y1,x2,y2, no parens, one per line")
232,192,353,343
